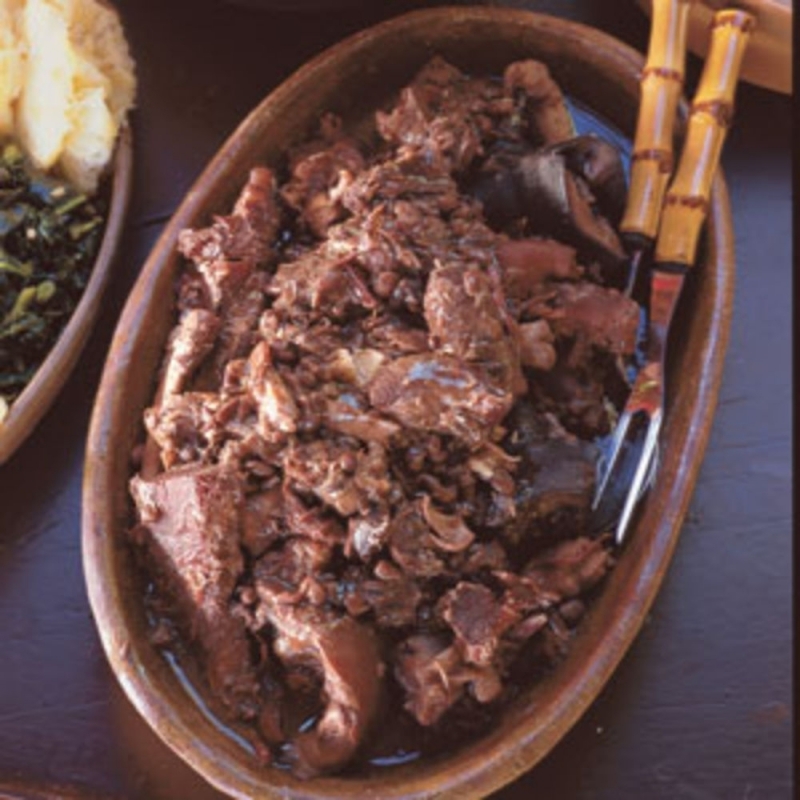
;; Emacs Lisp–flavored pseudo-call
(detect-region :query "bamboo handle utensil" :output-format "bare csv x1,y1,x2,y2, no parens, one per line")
655,9,755,267
621,0,692,244
595,7,755,545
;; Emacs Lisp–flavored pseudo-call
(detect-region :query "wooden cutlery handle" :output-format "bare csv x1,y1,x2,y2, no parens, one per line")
620,0,691,243
655,9,755,268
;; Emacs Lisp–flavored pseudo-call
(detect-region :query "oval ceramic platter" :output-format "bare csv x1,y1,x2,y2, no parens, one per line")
0,127,133,466
82,7,734,799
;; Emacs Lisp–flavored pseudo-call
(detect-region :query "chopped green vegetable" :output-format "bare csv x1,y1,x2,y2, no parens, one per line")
4,285,37,323
54,193,88,217
0,247,32,277
0,137,108,412
35,280,57,303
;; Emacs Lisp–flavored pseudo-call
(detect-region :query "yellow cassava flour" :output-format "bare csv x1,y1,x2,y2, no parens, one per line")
0,0,136,192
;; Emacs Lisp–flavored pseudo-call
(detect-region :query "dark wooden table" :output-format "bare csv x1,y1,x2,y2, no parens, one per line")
0,1,792,798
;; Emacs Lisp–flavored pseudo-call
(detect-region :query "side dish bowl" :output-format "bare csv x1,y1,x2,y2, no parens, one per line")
0,127,133,466
82,8,734,799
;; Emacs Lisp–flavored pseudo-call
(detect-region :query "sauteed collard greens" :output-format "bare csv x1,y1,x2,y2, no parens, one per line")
0,141,106,419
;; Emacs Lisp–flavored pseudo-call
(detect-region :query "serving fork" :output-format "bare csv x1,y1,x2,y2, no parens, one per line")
594,6,756,544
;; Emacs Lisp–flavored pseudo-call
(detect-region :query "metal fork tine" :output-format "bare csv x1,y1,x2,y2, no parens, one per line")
644,440,659,492
593,410,634,511
615,409,662,545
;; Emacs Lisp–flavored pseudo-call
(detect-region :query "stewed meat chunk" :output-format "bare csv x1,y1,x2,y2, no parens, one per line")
130,465,259,718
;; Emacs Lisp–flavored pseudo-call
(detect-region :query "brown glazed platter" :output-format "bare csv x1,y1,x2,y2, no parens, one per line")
82,7,735,799
0,127,133,466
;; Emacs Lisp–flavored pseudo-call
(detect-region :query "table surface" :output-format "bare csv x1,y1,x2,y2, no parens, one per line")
0,1,792,798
